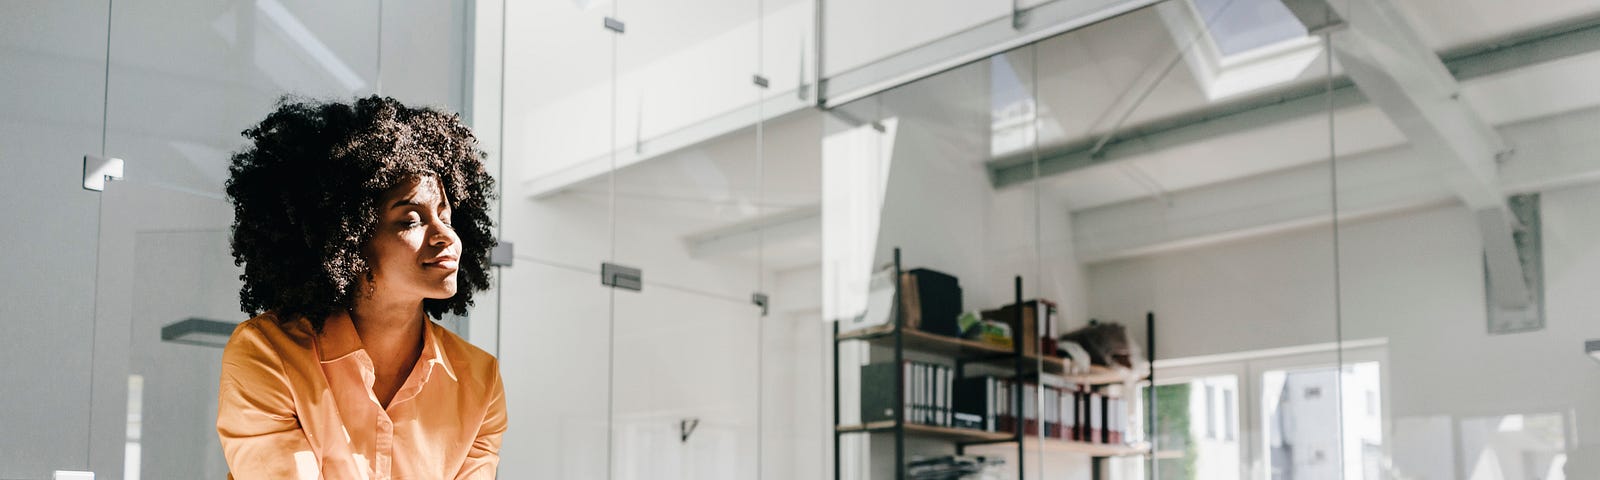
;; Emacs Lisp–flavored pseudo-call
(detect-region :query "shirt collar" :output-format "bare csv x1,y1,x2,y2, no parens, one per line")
316,309,458,383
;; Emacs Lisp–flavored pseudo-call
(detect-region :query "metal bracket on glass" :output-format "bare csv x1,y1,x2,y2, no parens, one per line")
753,74,769,89
1010,2,1029,30
601,262,642,291
83,154,124,191
604,17,625,34
752,292,770,316
1483,193,1544,335
490,241,514,267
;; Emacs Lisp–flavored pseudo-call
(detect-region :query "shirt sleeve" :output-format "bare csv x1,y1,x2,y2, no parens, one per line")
455,357,508,480
216,320,320,480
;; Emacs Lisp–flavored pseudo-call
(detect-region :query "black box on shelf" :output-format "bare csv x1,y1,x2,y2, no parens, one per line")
905,268,962,337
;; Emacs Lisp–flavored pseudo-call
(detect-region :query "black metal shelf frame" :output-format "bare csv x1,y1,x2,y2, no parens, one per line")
832,247,1157,480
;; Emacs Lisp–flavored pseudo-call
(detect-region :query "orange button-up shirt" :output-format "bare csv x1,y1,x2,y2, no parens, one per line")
216,311,506,479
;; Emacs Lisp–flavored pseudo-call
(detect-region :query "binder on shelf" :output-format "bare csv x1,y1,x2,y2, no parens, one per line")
914,363,925,425
1075,386,1091,442
859,361,907,424
1088,390,1104,444
1045,386,1059,439
954,376,996,432
1059,387,1077,440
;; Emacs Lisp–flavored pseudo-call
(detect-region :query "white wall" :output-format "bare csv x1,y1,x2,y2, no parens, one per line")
1089,183,1600,478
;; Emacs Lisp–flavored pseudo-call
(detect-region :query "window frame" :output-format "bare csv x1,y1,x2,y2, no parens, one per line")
1141,339,1390,480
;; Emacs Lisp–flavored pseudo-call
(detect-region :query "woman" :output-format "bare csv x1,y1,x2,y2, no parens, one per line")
216,95,505,479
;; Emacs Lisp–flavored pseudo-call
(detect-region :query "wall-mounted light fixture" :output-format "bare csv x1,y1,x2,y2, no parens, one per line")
160,318,238,348
1586,340,1600,364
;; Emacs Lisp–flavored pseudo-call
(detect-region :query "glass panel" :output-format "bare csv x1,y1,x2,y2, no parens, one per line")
500,0,618,477
611,0,764,477
1330,0,1600,478
1024,2,1340,479
825,36,1068,480
95,0,384,477
0,2,110,476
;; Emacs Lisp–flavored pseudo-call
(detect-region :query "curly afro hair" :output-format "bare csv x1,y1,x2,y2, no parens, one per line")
225,95,497,332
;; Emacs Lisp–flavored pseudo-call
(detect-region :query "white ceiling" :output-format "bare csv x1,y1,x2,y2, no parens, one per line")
1015,0,1600,211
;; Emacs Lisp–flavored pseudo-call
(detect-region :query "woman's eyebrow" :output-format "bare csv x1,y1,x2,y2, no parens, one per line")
388,197,436,209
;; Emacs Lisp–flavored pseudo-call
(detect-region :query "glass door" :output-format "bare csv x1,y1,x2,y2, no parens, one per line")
87,0,403,477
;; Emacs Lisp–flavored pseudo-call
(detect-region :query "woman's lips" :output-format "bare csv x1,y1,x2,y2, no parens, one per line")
424,259,459,270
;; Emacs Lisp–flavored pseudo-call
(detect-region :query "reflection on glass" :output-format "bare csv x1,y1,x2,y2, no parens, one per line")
1262,362,1381,480
1459,413,1568,480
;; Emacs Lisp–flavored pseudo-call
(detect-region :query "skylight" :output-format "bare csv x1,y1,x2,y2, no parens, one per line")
1157,0,1322,101
1192,0,1309,57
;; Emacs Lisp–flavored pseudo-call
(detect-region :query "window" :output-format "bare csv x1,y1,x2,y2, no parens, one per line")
1145,375,1243,480
1125,340,1387,480
1190,0,1308,56
1156,0,1323,100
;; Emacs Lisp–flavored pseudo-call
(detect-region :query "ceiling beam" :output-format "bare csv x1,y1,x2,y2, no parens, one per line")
1071,107,1600,264
988,15,1600,189
1305,0,1537,315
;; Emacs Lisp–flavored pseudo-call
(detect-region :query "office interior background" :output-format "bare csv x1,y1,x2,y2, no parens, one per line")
3,0,1600,478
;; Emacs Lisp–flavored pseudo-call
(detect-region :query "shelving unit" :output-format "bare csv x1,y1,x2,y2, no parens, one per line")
832,247,1154,480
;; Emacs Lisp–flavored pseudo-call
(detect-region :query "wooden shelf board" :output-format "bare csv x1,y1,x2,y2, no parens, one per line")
835,422,1148,457
838,325,1015,357
837,325,1146,385
834,422,1014,443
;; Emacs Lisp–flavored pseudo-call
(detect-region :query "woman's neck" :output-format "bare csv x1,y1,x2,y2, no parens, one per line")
347,294,426,362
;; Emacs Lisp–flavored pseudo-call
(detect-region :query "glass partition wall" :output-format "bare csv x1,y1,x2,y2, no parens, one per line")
9,0,1599,479
828,1,1344,478
1329,0,1600,478
2,1,472,478
500,0,821,479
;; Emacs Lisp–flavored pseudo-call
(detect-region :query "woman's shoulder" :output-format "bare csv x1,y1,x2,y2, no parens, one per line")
223,312,317,361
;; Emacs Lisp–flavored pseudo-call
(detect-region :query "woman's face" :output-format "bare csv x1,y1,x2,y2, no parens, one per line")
364,175,461,302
